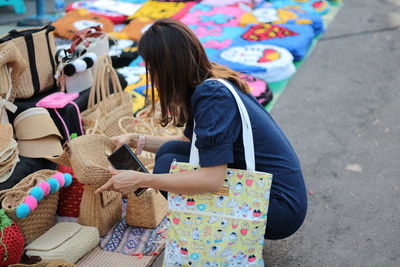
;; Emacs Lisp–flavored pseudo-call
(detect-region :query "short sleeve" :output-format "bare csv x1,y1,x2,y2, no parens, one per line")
191,80,241,167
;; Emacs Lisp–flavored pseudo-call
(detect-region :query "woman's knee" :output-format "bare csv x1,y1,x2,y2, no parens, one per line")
155,140,191,161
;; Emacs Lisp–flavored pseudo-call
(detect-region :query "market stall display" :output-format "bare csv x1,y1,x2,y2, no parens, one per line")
0,0,343,265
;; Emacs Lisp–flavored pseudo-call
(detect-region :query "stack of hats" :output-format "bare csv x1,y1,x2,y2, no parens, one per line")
13,108,64,159
0,123,19,183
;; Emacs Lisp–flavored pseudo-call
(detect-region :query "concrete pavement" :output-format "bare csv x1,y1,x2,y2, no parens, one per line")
265,0,400,266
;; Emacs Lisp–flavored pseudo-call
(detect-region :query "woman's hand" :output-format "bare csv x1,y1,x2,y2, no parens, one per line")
95,166,144,195
111,133,136,149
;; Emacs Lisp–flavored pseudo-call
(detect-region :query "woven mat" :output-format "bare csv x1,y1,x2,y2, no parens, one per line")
100,217,167,256
77,246,164,267
77,218,167,267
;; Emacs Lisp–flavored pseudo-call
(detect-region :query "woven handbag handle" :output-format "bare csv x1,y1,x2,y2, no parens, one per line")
69,25,104,52
189,79,255,171
118,116,157,135
87,56,126,111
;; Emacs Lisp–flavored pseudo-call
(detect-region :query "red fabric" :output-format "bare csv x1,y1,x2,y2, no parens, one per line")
57,165,84,218
0,222,24,267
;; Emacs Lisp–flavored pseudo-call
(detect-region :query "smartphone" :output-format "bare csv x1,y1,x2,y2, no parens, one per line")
107,144,148,196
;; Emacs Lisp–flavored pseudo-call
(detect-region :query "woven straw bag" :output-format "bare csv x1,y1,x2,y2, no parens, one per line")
47,134,115,185
0,42,27,101
0,170,58,245
79,185,122,236
126,189,167,229
81,55,132,137
118,116,155,171
0,24,56,99
46,135,122,236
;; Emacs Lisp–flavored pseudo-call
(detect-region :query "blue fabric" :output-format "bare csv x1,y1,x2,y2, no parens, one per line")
153,80,307,239
234,23,315,61
288,9,325,35
251,3,325,35
270,0,330,15
188,25,244,57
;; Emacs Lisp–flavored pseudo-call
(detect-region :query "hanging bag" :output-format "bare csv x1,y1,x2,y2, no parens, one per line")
164,79,273,267
81,55,132,137
0,24,56,99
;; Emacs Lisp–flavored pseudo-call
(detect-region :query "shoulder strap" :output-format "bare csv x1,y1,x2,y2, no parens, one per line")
189,78,255,171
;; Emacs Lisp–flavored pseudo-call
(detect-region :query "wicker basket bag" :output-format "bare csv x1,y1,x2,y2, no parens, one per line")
81,55,132,137
48,134,115,186
0,170,58,244
125,188,167,229
47,135,122,236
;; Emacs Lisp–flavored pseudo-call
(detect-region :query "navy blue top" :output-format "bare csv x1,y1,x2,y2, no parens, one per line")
184,79,304,197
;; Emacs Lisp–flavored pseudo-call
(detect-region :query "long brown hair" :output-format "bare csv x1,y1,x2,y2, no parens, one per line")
138,18,250,127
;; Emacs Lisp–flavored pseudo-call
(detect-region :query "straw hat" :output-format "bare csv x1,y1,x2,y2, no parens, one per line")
14,108,63,158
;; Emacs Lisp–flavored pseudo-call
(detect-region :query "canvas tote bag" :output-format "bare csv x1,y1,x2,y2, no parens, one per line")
164,79,273,267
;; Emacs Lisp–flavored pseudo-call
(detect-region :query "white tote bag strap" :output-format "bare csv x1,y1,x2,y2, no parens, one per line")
189,78,255,171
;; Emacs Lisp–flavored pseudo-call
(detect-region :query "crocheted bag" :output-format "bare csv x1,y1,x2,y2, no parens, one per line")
0,209,24,267
36,92,84,141
56,166,83,218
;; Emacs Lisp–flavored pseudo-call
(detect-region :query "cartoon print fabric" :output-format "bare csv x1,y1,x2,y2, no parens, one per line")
181,4,248,27
235,23,315,60
269,0,330,15
165,162,273,266
189,25,244,57
240,3,325,35
210,44,296,82
240,74,273,106
128,0,196,20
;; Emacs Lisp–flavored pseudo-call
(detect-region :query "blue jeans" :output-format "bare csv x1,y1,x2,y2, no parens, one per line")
153,140,307,240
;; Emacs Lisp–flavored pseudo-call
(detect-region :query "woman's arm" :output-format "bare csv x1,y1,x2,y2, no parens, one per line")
112,133,189,153
95,164,227,195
